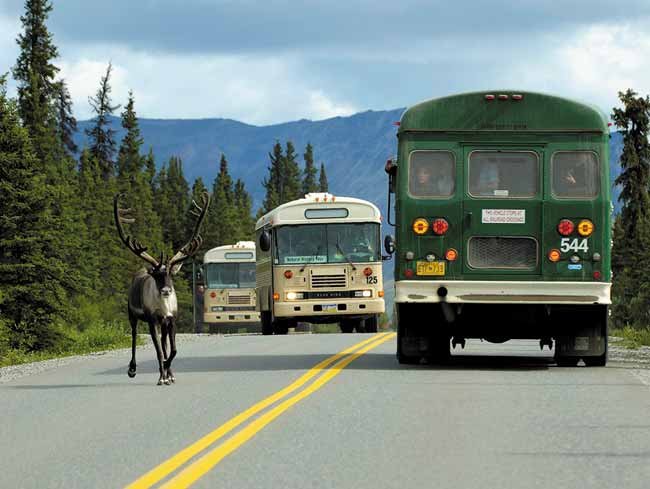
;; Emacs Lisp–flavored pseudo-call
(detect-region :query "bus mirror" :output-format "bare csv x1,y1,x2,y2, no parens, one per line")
259,230,271,252
385,159,397,193
384,234,395,255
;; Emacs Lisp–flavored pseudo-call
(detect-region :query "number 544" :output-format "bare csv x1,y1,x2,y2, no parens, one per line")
560,238,589,253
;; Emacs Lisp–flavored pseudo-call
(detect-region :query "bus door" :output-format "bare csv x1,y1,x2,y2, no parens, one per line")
461,147,544,276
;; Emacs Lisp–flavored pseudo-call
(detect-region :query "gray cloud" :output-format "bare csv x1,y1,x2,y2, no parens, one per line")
2,0,650,56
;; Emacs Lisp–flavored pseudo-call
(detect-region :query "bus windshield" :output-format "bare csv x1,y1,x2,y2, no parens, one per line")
205,262,256,289
275,223,380,265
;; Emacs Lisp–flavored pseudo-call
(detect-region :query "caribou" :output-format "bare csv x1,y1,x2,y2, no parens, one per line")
113,192,210,385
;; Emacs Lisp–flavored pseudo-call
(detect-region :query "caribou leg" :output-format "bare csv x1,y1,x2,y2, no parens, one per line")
149,319,168,385
161,321,169,361
164,317,178,383
127,312,138,378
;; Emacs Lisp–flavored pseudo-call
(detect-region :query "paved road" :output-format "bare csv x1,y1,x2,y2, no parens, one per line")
2,333,650,489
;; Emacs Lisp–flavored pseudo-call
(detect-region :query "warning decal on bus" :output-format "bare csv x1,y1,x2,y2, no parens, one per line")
481,209,526,224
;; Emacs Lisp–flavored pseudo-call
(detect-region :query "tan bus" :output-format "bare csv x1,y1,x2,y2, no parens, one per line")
256,193,385,335
202,241,260,332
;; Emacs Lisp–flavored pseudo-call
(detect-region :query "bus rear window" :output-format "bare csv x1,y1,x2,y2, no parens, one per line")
408,151,455,198
552,151,600,199
469,151,538,198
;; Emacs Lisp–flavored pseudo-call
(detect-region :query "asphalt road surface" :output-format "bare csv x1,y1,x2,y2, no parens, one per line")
2,333,650,489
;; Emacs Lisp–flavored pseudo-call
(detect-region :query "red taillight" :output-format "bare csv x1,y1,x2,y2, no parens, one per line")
593,271,602,280
284,270,293,279
498,94,509,100
512,94,523,101
363,267,373,277
404,269,414,279
485,94,495,101
557,219,575,236
210,292,217,298
432,218,449,235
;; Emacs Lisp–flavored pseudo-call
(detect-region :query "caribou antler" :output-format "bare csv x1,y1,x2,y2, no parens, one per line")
169,191,210,268
113,194,160,267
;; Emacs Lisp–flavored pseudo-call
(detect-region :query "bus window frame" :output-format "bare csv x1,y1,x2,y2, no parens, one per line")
467,149,540,200
407,149,457,200
550,150,600,201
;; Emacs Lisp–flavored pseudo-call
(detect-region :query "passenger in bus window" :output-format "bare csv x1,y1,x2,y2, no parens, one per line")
476,162,500,196
411,163,436,196
433,163,455,196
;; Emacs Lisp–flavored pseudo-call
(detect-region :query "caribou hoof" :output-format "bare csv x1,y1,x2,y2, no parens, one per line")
163,378,171,385
127,369,136,378
169,375,176,383
157,378,164,386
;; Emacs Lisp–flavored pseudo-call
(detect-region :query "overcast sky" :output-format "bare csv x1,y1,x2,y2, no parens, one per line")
2,0,650,124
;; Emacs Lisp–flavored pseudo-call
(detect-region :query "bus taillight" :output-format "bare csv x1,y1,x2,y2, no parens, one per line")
363,267,373,277
445,248,458,261
548,249,561,262
593,271,602,280
578,219,594,237
557,219,575,236
284,270,293,279
432,218,449,235
412,218,429,235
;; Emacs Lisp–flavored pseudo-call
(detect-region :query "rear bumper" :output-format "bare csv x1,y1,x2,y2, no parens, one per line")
203,312,260,323
273,298,385,318
395,280,611,305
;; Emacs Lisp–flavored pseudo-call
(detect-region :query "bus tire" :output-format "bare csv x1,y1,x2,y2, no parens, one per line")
396,304,421,365
273,319,289,335
427,333,451,364
354,319,365,333
584,306,608,367
261,311,273,335
364,315,379,333
340,320,354,334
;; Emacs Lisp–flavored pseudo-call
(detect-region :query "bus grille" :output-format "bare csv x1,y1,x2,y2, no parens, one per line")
228,295,251,305
468,237,537,270
311,274,347,288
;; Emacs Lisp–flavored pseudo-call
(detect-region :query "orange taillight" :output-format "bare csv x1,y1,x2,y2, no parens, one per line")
378,290,385,297
577,219,594,237
548,249,561,262
273,293,280,301
445,248,458,261
412,218,429,235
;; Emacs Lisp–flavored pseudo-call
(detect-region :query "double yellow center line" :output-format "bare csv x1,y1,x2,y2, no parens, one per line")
125,332,395,489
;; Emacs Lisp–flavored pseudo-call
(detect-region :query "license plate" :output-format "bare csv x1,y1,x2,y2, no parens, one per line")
322,304,337,312
416,261,446,276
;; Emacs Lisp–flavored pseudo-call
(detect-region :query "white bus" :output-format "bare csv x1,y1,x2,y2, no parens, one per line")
255,193,385,335
202,241,260,332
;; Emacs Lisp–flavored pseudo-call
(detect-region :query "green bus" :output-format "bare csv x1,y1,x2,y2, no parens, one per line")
384,90,611,366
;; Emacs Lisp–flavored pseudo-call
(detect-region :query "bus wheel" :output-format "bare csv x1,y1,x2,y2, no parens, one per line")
583,307,608,367
364,315,379,333
396,304,421,365
427,333,451,364
261,311,273,335
340,320,354,334
354,320,365,333
273,320,289,335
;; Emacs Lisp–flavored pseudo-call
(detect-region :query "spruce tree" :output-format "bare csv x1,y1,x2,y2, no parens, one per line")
282,140,302,203
0,76,65,350
86,62,120,181
205,154,237,247
319,162,329,192
53,79,77,156
233,178,255,241
260,141,283,215
12,0,59,137
611,89,650,327
302,142,318,195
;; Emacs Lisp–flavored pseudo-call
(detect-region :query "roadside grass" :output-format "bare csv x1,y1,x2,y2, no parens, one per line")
311,324,341,334
0,320,141,368
610,326,650,349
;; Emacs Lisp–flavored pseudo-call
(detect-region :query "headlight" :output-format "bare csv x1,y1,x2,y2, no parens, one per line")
354,290,372,298
286,292,304,300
